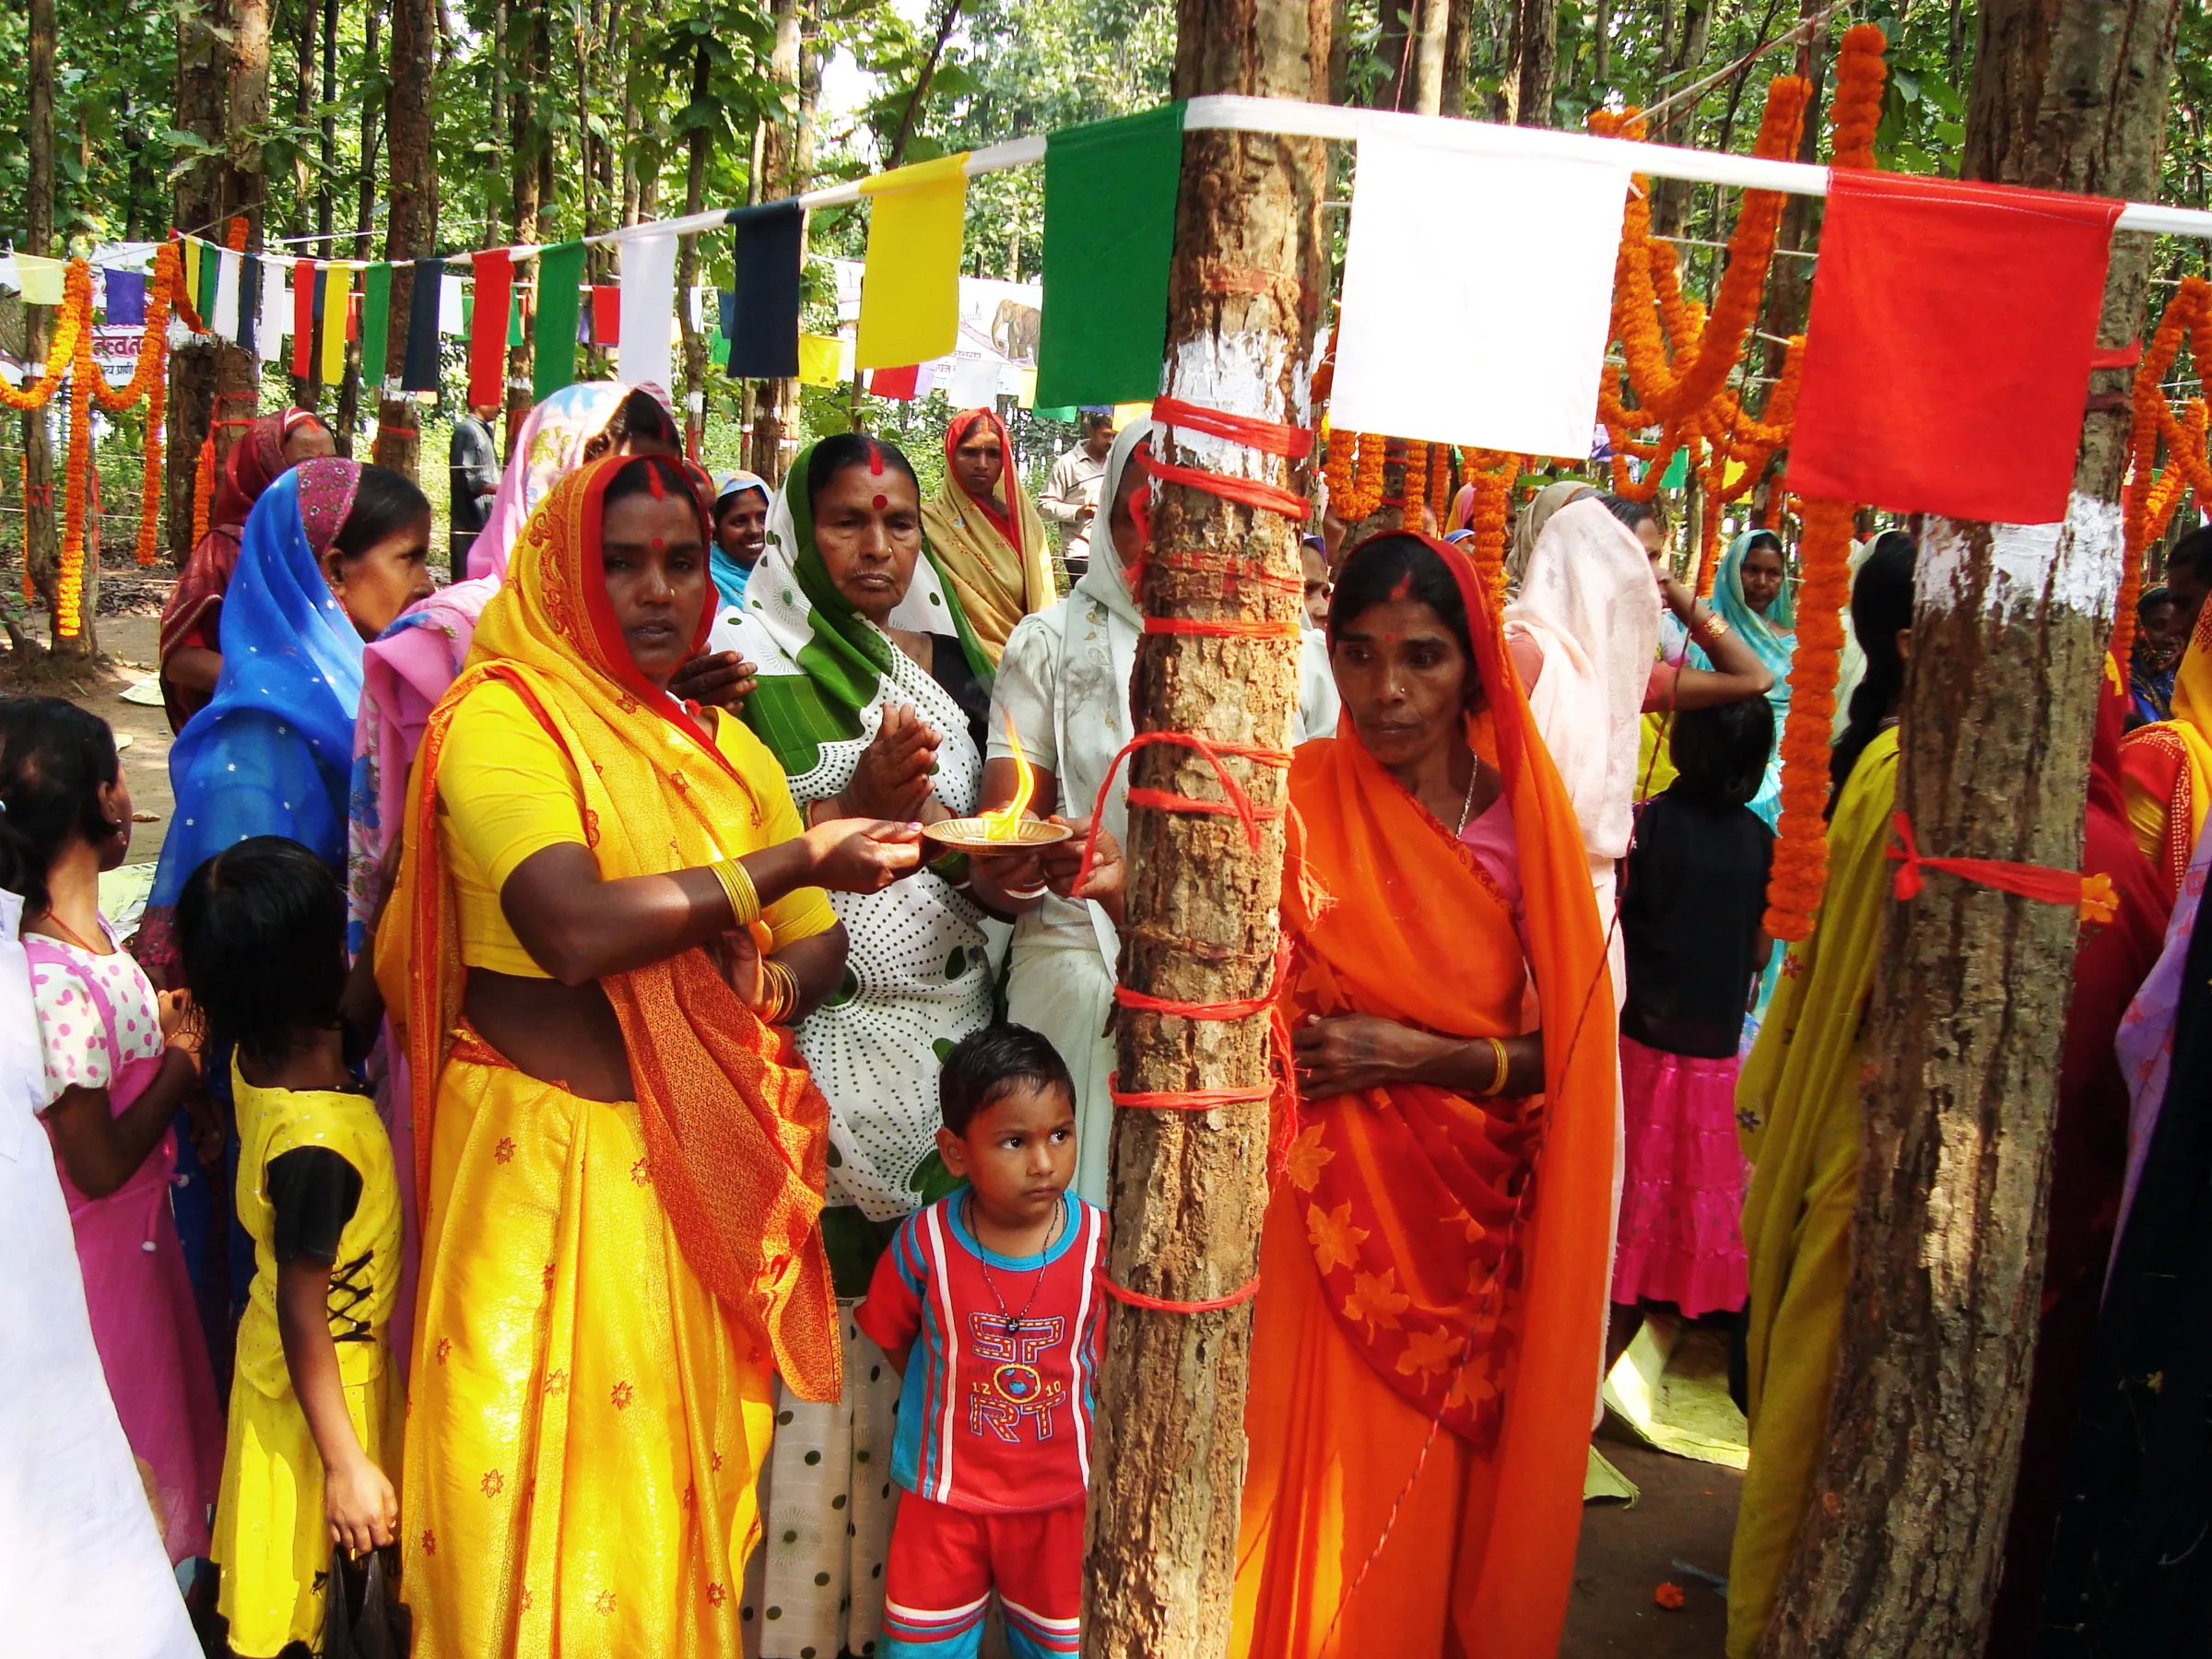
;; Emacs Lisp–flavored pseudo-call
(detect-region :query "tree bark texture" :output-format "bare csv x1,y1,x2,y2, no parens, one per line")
25,0,66,648
747,0,808,483
340,0,387,458
1649,0,1712,237
1505,0,1558,124
1758,1,2183,1652
221,0,272,430
169,0,229,567
1758,4,1828,390
1409,0,1451,115
374,0,440,479
1440,0,1471,116
677,41,713,460
504,0,541,449
1078,0,1328,1653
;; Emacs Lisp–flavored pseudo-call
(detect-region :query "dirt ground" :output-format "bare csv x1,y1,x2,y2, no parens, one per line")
1566,1424,1741,1657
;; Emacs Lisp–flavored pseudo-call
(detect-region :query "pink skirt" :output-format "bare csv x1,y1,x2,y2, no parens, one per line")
1610,1031,1749,1318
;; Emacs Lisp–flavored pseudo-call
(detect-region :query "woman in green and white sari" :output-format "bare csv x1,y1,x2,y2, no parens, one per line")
710,431,995,1659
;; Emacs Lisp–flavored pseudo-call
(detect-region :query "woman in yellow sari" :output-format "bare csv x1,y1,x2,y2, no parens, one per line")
1725,530,1915,1658
921,406,1056,659
1232,531,1618,1659
2119,595,2212,899
377,453,924,1656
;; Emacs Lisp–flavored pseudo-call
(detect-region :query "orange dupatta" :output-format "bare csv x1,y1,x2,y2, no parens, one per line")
376,454,842,1402
1279,532,1617,1650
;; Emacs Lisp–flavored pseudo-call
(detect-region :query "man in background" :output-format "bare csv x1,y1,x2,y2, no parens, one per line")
448,400,502,580
1039,407,1116,582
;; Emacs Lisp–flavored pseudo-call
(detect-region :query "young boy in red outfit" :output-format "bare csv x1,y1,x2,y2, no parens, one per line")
857,1024,1108,1658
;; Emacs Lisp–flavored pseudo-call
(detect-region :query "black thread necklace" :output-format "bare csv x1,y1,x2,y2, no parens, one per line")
967,1191,1065,1335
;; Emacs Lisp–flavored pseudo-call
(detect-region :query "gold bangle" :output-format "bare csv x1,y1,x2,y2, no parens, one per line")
762,959,800,1024
1693,611,1731,641
710,856,762,928
1481,1037,1510,1098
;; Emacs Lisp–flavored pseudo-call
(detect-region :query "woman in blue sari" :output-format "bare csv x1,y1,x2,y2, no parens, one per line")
1692,530,1796,827
141,459,434,974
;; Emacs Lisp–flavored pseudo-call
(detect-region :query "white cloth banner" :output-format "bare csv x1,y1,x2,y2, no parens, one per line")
439,271,465,336
618,231,679,394
943,355,1003,408
257,258,288,362
1332,123,1630,458
211,250,241,344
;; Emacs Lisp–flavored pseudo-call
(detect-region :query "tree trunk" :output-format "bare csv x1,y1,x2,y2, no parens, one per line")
289,0,320,406
1440,0,1472,115
1592,0,1610,88
374,0,438,478
620,0,644,228
1501,0,1558,124
504,0,542,451
889,0,965,174
1377,0,1409,108
1649,0,1712,237
318,0,338,254
677,41,713,460
489,0,507,245
336,0,384,460
1409,0,1451,115
1758,2,1830,388
747,0,808,484
169,0,228,567
1325,0,1353,104
1077,0,1328,1651
24,0,64,649
1757,1,2184,1652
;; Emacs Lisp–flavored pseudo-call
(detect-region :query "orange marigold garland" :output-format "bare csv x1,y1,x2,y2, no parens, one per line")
1459,448,1522,604
1428,441,1453,530
1763,498,1857,940
1829,25,1889,171
2117,276,2212,666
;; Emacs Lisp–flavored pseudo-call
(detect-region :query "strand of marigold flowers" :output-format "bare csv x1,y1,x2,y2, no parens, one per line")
1428,441,1453,530
1397,441,1428,519
2116,275,2212,665
1829,24,1889,171
0,264,88,413
1762,498,1856,940
1459,448,1522,604
89,242,182,568
56,261,100,636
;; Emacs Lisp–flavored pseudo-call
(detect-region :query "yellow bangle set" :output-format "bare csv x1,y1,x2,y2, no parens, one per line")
710,856,762,928
759,958,800,1024
1480,1037,1510,1098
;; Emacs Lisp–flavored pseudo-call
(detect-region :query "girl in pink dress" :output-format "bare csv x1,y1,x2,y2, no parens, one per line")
0,697,224,1562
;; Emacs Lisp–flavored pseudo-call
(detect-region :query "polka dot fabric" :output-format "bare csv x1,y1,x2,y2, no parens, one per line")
29,925,165,1103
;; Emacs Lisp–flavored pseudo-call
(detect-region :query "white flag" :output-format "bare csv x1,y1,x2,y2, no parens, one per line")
618,231,679,395
257,258,288,362
211,251,242,343
1332,121,1630,458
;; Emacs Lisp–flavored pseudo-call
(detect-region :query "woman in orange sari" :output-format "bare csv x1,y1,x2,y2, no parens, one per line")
2120,596,2212,900
378,452,924,1655
1233,532,1618,1659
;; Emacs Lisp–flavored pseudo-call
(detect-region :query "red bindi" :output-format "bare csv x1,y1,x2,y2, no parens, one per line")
651,535,666,550
873,494,888,512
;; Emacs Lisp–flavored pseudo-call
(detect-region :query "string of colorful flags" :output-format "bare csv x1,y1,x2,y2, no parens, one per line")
100,91,2212,524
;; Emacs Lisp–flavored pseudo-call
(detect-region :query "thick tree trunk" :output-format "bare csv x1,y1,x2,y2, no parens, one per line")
169,0,229,567
1759,5,1830,389
1756,1,2183,1653
336,0,384,459
1649,0,1712,237
288,0,320,406
1500,0,1558,124
677,41,713,460
374,0,439,478
24,0,65,650
504,0,542,450
747,0,808,484
1440,0,1472,115
1077,0,1328,1651
1409,0,1450,114
318,0,338,253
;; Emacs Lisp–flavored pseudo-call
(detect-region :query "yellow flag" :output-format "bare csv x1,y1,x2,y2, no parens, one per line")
798,334,844,388
322,264,353,382
15,254,65,306
179,242,202,311
1112,402,1150,432
1016,368,1039,410
855,154,969,371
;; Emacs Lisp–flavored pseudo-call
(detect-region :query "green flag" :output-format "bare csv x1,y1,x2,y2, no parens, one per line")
509,288,525,349
1660,445,1688,489
534,241,586,402
198,241,222,320
1035,103,1185,410
359,264,393,392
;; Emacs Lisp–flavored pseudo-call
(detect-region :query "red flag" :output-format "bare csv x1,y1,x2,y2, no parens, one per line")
470,250,513,409
291,258,317,379
1788,170,2122,525
869,364,922,400
591,285,621,347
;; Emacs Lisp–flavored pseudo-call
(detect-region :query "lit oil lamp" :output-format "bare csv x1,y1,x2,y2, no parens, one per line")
923,724,1072,853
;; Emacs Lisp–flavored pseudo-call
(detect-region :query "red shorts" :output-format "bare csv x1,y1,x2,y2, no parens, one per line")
879,1494,1083,1657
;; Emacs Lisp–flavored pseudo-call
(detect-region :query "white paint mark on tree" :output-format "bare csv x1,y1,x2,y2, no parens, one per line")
1166,332,1293,479
1921,491,2124,622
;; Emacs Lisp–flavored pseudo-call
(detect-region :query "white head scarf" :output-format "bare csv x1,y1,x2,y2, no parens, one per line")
1074,418,1159,631
1504,496,1662,860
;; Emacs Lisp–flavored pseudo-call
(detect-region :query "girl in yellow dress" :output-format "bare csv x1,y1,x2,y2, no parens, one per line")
378,452,925,1656
180,836,402,1656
